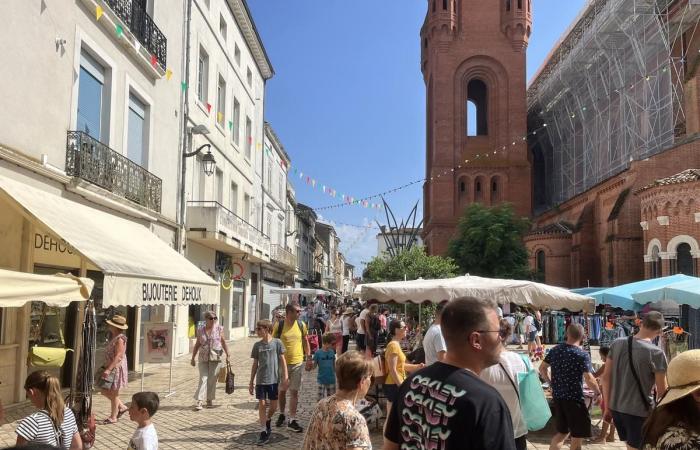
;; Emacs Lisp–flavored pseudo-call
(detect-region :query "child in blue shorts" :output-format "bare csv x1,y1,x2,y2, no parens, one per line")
249,319,288,445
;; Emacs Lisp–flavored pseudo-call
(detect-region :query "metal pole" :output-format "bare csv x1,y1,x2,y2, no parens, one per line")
165,322,176,397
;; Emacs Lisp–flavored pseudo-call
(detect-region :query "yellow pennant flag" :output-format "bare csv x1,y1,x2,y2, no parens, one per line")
217,112,223,122
165,69,173,80
96,5,104,20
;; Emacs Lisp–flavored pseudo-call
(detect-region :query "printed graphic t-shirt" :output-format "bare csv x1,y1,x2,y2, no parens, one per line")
384,362,516,450
313,348,336,385
251,338,286,385
272,320,308,365
128,423,158,450
543,343,592,401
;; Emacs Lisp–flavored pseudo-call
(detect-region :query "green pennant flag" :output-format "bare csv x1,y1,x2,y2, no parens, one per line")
116,25,123,37
181,82,187,92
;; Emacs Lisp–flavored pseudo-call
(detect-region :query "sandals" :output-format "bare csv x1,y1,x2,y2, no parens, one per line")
117,406,128,418
101,418,117,425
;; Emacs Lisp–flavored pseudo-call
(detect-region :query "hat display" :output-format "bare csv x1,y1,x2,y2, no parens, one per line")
105,314,128,330
656,349,700,408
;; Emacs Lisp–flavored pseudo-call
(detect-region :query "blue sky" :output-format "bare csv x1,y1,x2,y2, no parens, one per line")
247,0,587,271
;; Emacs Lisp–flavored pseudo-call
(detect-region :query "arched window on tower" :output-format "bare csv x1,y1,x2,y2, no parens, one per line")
536,250,546,281
458,179,468,204
651,245,661,278
506,0,511,12
443,0,447,9
676,243,694,275
491,176,500,203
467,79,488,136
474,179,483,202
424,38,428,48
432,0,436,12
518,0,522,9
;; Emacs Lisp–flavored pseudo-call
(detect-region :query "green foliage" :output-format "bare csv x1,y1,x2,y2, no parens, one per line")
447,203,532,279
363,246,458,283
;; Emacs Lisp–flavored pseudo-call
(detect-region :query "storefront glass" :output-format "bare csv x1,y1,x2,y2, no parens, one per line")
231,280,245,328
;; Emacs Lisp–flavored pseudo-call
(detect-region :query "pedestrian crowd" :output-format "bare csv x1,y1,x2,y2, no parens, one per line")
4,297,700,450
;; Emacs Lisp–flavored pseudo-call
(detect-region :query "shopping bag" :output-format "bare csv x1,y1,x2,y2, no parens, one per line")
225,362,235,394
217,363,227,383
517,355,551,431
28,346,72,368
306,332,319,354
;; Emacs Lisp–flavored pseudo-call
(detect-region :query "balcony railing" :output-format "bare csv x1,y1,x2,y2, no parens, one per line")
187,201,271,255
66,131,162,212
104,0,167,67
271,244,296,269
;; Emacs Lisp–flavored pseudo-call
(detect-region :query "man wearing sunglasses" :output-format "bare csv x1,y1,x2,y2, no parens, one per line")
383,296,516,450
272,303,312,433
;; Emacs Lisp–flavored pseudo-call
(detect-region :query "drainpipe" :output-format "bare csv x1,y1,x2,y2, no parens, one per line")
176,0,193,254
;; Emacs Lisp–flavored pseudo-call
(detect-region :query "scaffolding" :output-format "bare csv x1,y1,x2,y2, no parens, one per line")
527,0,700,213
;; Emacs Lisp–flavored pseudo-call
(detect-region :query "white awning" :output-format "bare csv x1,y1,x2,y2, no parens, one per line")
0,177,218,307
0,269,94,307
269,288,329,296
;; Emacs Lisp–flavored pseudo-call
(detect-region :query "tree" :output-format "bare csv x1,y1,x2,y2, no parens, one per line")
447,203,531,279
363,246,458,283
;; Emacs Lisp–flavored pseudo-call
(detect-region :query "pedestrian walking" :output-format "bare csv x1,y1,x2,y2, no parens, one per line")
127,391,159,450
366,305,381,356
641,349,700,449
273,303,312,433
190,310,230,411
602,311,668,450
538,323,601,450
481,319,529,450
591,346,616,443
99,314,129,424
383,296,516,450
513,308,525,348
312,333,337,401
341,307,354,354
328,310,343,354
16,370,82,449
384,320,424,421
356,303,369,352
422,303,447,365
523,310,536,358
302,351,373,450
249,319,288,445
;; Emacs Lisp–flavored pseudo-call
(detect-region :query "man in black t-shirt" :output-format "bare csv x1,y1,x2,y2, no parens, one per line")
383,296,516,450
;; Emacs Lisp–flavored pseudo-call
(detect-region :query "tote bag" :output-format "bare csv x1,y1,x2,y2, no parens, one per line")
517,354,551,431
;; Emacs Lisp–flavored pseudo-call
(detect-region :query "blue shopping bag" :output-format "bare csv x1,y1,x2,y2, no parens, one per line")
517,354,552,431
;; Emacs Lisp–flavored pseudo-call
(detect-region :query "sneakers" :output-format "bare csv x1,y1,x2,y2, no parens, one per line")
275,414,285,427
287,420,303,433
256,430,271,445
194,401,203,411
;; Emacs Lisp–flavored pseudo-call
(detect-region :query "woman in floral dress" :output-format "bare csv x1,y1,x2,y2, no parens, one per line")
302,351,373,450
642,350,700,450
99,315,129,424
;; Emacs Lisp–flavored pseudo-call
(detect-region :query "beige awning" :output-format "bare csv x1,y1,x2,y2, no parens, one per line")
0,176,218,307
360,275,595,313
0,269,94,307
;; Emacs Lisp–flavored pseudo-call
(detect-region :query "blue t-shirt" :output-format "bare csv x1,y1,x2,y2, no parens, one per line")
544,343,592,401
313,348,336,385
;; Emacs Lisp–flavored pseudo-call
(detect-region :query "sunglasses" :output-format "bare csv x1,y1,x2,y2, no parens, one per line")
476,329,509,340
207,316,217,321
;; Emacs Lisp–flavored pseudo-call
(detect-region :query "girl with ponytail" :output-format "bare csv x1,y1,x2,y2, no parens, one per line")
16,370,82,449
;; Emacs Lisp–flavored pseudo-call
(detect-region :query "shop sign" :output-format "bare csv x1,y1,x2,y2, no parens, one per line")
143,322,174,363
103,275,219,307
33,228,81,268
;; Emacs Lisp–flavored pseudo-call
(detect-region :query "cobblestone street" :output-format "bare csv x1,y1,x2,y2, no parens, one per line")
0,339,626,449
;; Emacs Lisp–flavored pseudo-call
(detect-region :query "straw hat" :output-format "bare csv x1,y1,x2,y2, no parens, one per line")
656,349,700,407
343,307,354,315
105,315,128,330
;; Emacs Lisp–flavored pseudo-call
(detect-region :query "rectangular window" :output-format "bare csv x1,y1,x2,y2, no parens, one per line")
197,46,209,104
195,154,206,200
245,116,252,160
215,169,223,204
246,67,252,87
216,75,226,127
219,15,227,41
278,171,284,201
234,44,241,66
77,51,106,141
244,194,251,222
127,93,148,167
230,181,238,213
266,150,272,189
232,98,240,145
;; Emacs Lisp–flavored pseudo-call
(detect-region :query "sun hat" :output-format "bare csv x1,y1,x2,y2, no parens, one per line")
344,307,354,315
105,314,128,330
656,349,700,407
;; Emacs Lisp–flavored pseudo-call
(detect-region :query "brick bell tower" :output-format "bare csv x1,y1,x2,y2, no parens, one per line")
422,0,532,256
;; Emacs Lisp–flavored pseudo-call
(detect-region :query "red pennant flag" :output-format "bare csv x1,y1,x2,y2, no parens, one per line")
206,103,212,112
151,54,157,67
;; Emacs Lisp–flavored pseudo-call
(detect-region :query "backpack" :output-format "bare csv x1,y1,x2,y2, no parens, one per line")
274,319,306,339
533,317,542,332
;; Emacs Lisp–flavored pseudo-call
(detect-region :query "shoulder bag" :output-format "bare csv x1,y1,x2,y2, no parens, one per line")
627,336,652,411
28,304,72,368
225,361,235,394
206,327,223,362
517,354,552,431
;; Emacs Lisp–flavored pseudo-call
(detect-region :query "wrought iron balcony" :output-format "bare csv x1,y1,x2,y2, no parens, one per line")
186,201,271,259
271,244,296,270
104,0,167,67
65,131,162,212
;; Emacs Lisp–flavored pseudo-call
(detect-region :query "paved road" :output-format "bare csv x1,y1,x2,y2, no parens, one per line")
0,338,626,449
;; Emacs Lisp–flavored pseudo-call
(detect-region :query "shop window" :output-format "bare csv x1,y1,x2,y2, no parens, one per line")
231,280,245,327
676,243,694,275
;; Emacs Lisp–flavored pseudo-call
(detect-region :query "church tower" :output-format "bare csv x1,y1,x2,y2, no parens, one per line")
422,0,532,256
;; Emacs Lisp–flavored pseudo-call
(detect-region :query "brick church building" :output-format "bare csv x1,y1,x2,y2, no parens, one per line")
422,0,700,288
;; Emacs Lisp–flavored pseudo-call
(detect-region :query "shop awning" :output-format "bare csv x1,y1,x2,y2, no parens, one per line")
0,268,94,307
0,177,218,307
589,274,696,310
269,288,330,296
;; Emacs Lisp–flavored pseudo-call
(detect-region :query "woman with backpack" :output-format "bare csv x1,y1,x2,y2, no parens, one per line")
16,370,82,449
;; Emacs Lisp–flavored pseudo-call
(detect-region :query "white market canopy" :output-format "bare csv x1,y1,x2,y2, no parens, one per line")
0,176,218,307
0,268,94,307
360,274,595,313
269,288,330,296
